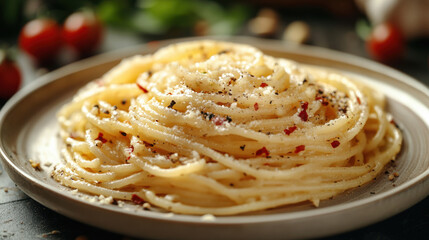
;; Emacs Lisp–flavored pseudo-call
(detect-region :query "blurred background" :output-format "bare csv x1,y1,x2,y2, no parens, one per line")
0,0,429,239
0,0,428,102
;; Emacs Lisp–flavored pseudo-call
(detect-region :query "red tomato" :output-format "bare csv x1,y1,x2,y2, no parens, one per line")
63,11,103,56
19,18,62,63
367,23,405,64
0,57,21,99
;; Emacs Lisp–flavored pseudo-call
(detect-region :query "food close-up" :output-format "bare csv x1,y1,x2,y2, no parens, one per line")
55,40,402,215
0,0,428,239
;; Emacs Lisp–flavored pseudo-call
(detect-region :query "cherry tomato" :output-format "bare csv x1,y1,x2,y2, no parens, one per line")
0,55,21,99
63,11,103,56
19,18,62,63
367,23,405,64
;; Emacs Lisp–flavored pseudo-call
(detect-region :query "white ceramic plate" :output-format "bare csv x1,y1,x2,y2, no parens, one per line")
1,37,429,240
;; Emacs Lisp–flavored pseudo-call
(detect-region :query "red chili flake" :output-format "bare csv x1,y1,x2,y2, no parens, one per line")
256,147,270,157
284,126,297,135
131,194,145,205
298,111,308,121
294,145,305,153
263,163,271,166
301,102,309,110
126,145,134,160
95,132,107,143
260,82,268,88
167,92,172,95
298,102,309,121
212,116,225,126
356,96,361,105
136,83,149,93
331,140,340,148
254,102,259,111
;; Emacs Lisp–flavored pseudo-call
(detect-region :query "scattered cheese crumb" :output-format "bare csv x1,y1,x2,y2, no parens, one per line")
389,172,399,181
29,159,41,171
98,195,114,205
201,214,216,221
169,153,179,161
142,202,151,210
117,200,125,208
311,199,320,207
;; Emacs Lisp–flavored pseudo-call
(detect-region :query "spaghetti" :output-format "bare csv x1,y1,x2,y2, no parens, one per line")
54,40,402,215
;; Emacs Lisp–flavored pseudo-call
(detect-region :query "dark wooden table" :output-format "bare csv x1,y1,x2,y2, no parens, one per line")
1,10,429,240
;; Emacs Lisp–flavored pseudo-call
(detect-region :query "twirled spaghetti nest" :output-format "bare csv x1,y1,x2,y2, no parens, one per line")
54,41,402,215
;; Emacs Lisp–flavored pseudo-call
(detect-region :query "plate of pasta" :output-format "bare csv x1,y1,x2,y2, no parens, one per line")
1,37,429,240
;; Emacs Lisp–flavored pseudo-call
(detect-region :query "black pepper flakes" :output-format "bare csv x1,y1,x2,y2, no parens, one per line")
168,100,176,108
